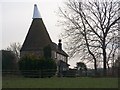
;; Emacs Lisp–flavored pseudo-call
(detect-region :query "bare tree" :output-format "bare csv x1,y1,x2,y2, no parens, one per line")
58,0,120,75
6,42,21,61
106,34,118,69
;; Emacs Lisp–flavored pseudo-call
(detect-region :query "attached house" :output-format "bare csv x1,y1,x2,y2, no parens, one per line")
20,4,69,75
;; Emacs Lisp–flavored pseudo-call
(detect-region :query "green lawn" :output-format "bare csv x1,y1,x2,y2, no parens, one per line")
2,76,118,88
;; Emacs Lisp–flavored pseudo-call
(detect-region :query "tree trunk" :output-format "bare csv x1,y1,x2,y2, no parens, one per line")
103,41,107,76
93,56,97,76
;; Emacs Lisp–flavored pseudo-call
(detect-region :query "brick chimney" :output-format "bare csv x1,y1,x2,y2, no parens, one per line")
58,39,62,51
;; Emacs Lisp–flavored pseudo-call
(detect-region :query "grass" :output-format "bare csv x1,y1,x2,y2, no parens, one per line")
2,76,118,88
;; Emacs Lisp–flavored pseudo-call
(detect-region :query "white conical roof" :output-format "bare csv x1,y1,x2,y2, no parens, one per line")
33,4,41,19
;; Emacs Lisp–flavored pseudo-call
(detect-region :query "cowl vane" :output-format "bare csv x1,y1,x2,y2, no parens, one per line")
33,4,41,19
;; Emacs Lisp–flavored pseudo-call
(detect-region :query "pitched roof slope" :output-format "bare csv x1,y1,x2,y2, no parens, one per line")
51,42,68,57
21,18,52,51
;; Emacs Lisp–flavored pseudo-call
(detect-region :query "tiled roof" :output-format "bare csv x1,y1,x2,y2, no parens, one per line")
21,18,52,51
51,42,68,57
20,18,68,57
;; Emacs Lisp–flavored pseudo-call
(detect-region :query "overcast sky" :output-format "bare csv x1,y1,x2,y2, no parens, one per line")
0,0,81,68
0,0,64,49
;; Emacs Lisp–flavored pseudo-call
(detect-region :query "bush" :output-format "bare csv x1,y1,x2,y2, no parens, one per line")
2,50,18,74
40,58,57,78
18,56,57,78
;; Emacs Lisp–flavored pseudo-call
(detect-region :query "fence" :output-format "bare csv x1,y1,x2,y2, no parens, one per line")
2,68,119,78
2,69,56,78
